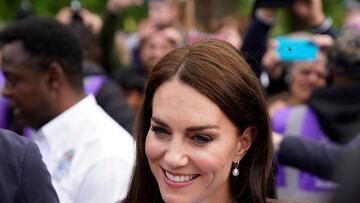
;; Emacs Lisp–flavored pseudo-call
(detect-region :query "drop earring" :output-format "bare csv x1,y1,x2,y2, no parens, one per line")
232,161,240,177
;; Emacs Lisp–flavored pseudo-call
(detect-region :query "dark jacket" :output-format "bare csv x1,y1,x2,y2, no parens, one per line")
241,15,271,79
83,61,136,133
277,84,360,180
0,129,59,203
308,84,360,144
331,140,360,203
277,136,346,181
277,134,360,202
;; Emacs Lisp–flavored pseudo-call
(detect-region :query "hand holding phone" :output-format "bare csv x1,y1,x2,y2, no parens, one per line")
276,36,319,61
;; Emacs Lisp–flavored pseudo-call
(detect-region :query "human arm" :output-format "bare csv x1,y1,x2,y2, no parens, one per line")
276,134,360,202
331,143,360,203
292,0,337,37
276,135,345,181
241,8,275,78
99,0,143,74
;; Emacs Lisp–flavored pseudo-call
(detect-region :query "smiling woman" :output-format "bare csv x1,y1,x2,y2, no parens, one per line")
123,39,275,203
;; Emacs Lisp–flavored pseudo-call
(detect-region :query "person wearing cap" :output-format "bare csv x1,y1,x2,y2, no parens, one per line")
274,30,360,202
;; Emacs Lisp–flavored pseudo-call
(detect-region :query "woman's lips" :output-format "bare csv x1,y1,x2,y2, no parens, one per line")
162,169,200,188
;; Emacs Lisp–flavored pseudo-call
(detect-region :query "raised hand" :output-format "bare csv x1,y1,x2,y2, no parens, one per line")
293,0,326,27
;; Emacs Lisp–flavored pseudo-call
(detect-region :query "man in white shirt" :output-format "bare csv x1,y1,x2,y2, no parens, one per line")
0,17,135,203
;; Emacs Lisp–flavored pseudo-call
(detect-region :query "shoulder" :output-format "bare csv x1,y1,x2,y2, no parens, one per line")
3,130,61,203
95,126,135,161
0,129,30,178
0,129,33,160
84,107,135,158
0,129,44,201
0,129,46,174
0,128,29,145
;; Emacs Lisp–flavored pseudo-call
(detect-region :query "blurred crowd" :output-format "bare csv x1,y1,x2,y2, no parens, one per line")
0,0,360,202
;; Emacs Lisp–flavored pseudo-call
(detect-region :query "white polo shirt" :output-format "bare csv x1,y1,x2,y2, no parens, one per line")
33,95,135,203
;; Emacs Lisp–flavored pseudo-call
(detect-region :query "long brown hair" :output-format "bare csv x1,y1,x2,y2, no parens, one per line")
123,40,275,203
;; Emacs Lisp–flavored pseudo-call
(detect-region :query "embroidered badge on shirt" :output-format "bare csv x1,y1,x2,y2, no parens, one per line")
53,149,75,181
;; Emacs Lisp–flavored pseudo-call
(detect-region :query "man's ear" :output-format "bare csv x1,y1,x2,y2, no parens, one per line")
44,62,65,90
233,126,257,163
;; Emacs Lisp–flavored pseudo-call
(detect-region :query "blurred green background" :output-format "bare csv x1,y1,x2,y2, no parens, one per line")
0,0,351,34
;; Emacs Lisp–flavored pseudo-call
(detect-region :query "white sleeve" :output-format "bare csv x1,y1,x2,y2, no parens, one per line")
74,158,133,203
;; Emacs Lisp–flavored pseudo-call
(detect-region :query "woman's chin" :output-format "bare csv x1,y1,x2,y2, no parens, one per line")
161,194,194,203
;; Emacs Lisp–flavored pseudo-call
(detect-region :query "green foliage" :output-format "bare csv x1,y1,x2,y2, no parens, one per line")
0,0,148,32
121,5,148,32
234,0,348,36
0,0,354,33
323,0,346,29
0,0,107,23
236,0,254,17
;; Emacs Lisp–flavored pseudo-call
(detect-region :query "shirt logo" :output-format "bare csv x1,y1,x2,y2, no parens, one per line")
53,149,75,181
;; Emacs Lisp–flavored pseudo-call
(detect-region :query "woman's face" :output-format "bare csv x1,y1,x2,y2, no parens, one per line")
290,60,327,103
140,32,175,71
145,78,253,203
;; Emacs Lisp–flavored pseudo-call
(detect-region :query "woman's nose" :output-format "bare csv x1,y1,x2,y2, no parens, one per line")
163,139,189,169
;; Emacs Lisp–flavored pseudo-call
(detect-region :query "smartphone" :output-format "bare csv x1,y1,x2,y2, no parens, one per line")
256,0,295,8
276,36,319,61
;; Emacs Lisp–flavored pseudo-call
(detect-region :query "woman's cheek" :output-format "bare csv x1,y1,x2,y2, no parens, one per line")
192,152,227,174
145,134,164,160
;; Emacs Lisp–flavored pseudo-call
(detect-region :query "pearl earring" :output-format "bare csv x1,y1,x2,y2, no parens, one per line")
232,161,240,177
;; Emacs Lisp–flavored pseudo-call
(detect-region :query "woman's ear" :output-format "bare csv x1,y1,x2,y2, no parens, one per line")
233,126,256,163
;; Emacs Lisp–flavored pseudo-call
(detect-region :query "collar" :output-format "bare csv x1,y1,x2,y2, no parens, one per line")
33,95,97,153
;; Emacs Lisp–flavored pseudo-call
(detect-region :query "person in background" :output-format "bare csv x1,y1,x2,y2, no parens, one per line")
100,0,182,74
113,26,181,111
0,129,59,203
267,34,335,203
114,67,145,111
241,0,336,94
0,7,136,134
274,30,360,202
215,16,245,50
56,6,103,34
123,40,276,203
266,33,331,117
67,20,136,133
147,0,182,29
0,17,135,203
273,132,360,203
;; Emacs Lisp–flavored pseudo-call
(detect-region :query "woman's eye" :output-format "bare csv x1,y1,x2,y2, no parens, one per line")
151,126,169,137
191,134,213,144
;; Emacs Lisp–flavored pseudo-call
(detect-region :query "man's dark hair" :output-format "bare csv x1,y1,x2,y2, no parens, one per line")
0,16,83,90
328,30,360,82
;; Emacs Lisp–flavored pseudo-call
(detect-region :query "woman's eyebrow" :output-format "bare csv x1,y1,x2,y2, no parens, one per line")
151,117,219,132
185,125,220,132
151,117,169,128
